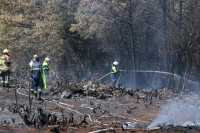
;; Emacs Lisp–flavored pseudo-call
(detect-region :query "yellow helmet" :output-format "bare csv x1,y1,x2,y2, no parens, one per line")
3,49,9,54
45,57,50,62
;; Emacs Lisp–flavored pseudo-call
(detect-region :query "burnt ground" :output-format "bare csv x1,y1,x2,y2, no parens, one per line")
0,78,199,133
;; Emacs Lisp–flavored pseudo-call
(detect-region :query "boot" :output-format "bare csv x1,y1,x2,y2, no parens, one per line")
34,93,38,98
5,83,9,88
2,83,5,87
37,92,43,101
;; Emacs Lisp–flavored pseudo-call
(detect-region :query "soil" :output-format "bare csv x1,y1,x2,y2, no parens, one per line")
0,78,198,133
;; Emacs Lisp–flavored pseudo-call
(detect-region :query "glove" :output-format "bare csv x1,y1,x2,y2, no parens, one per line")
7,62,11,65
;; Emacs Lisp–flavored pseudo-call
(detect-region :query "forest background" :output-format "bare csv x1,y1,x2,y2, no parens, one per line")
0,0,199,87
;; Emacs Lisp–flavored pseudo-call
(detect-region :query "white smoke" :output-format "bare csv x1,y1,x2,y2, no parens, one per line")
148,95,200,128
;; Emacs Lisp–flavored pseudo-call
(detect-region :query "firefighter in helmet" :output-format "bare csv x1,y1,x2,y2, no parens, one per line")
29,55,38,68
42,57,50,92
0,49,11,88
30,55,43,100
42,57,50,79
111,61,119,85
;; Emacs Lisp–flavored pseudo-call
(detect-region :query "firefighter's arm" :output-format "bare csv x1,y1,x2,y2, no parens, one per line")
112,67,117,73
6,60,12,65
30,71,33,80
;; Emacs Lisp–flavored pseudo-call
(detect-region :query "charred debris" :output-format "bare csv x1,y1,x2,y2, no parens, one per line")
1,77,198,133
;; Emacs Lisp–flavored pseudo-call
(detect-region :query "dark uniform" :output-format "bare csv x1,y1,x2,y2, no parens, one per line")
30,61,43,99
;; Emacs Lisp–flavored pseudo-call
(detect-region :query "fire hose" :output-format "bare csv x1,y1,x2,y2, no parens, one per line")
17,87,148,124
98,72,112,81
98,70,126,81
51,69,59,80
16,87,84,115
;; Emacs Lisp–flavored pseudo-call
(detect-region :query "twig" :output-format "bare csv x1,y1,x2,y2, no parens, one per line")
14,86,18,109
28,78,32,117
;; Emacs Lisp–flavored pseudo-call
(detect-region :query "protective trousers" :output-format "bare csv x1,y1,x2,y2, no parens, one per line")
31,78,43,98
1,71,10,88
111,73,118,85
44,69,49,79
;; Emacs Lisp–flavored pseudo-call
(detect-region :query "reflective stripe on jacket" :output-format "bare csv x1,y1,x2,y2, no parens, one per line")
30,61,43,80
112,66,118,74
0,55,10,71
42,61,49,70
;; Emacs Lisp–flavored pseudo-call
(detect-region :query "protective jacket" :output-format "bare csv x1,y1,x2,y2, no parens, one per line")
0,54,11,72
30,61,43,94
112,66,118,74
30,61,43,80
42,61,49,79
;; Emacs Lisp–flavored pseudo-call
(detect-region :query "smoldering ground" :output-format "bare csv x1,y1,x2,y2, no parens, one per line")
148,95,200,128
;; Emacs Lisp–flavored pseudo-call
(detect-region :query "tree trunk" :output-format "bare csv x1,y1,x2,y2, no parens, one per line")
160,0,169,72
129,0,136,87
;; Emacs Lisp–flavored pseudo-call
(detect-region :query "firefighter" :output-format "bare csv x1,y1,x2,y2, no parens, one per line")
0,49,11,88
29,55,38,67
42,57,50,93
111,61,119,85
29,55,38,93
42,57,50,79
30,55,43,100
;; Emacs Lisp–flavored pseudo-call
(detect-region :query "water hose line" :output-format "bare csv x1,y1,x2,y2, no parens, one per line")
98,72,112,81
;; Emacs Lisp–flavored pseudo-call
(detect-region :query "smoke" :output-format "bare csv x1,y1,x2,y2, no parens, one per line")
148,96,200,128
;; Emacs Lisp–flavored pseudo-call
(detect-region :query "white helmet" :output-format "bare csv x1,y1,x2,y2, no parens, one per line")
45,57,50,62
113,61,119,66
33,55,38,58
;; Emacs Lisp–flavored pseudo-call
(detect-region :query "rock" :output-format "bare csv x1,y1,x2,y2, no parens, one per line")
61,91,72,99
123,122,138,129
2,124,7,127
84,88,96,96
83,81,93,90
